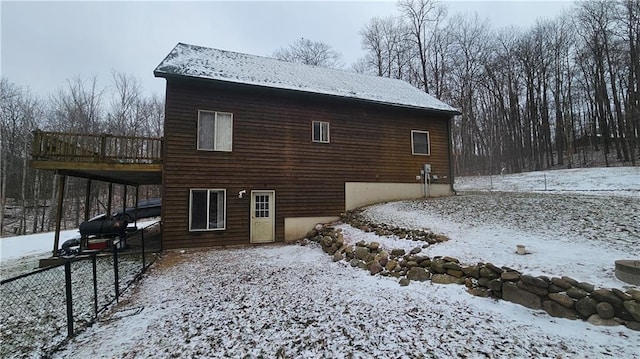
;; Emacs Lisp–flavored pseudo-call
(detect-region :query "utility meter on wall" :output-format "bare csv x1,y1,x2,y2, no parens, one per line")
424,164,431,174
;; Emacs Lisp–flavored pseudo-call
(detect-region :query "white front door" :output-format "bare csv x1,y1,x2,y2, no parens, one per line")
250,190,275,243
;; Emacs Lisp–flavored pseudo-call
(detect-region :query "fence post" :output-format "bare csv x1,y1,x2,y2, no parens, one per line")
141,227,146,271
113,247,120,302
64,261,74,337
92,254,98,316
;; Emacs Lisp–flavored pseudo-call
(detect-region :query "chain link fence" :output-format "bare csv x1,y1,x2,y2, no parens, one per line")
0,221,162,358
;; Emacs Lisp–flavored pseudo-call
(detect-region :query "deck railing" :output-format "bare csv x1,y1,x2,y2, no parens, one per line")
32,130,163,164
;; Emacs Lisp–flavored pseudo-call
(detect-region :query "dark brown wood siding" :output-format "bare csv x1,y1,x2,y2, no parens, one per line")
161,78,453,249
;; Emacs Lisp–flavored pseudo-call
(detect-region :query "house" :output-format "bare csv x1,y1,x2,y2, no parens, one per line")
153,43,460,249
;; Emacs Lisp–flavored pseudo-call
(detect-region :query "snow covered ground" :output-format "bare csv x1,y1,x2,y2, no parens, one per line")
3,168,639,357
455,166,640,197
354,192,639,290
51,245,638,358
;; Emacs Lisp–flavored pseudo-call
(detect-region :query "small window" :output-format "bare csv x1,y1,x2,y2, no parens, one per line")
198,111,233,151
312,121,330,143
189,189,226,231
411,130,430,155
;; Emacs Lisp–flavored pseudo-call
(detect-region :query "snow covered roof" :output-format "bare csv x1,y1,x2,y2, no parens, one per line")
154,43,460,115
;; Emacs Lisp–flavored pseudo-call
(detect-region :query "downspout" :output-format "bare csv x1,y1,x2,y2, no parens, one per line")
447,116,457,195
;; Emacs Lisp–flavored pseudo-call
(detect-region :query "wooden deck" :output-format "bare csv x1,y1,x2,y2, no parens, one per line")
30,130,163,185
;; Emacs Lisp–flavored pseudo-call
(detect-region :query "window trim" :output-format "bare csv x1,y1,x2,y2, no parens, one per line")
197,110,233,152
312,120,330,143
411,130,431,156
189,188,226,231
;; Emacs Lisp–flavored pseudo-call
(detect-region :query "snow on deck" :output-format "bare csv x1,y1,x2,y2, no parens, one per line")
154,43,459,113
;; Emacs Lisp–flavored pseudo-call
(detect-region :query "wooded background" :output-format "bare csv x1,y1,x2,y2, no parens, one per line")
1,74,164,236
1,0,638,236
353,0,639,175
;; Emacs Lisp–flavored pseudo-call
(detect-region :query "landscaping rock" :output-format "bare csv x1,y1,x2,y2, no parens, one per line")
566,286,589,299
487,279,502,292
447,269,464,278
344,245,355,258
561,276,579,287
399,278,410,287
391,249,406,256
349,259,361,267
590,289,623,312
368,261,384,275
576,282,594,293
628,289,640,301
501,271,520,282
467,287,491,298
385,260,398,272
517,281,548,296
587,314,619,327
485,262,503,274
431,274,462,285
443,262,462,271
625,321,640,331
547,284,563,293
479,267,499,279
623,300,640,321
543,300,578,320
503,282,541,310
575,297,598,318
548,293,575,309
443,256,459,263
409,247,422,255
612,288,632,301
406,267,430,282
462,265,480,279
368,242,380,251
520,275,549,288
596,302,615,319
430,258,446,274
354,247,370,261
332,252,343,262
478,277,491,288
551,277,572,290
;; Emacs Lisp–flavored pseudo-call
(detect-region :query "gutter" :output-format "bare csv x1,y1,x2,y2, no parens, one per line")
447,115,457,195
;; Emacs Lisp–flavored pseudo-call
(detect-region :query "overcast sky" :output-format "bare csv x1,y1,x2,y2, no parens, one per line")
1,1,572,99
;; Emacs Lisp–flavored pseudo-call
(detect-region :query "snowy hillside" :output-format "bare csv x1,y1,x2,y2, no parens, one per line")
455,166,640,196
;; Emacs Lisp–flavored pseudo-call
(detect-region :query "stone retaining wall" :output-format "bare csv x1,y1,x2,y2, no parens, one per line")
304,211,640,332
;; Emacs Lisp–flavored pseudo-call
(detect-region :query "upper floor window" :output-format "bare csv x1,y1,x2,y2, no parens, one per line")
411,130,430,155
198,110,233,151
312,121,330,143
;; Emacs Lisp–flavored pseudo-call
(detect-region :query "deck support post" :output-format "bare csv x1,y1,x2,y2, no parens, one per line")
123,185,127,220
53,174,66,256
107,183,113,218
134,187,139,227
84,179,92,222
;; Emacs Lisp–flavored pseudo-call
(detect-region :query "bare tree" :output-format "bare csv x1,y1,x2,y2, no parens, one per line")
398,0,441,93
47,76,104,133
273,38,344,68
0,78,43,235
